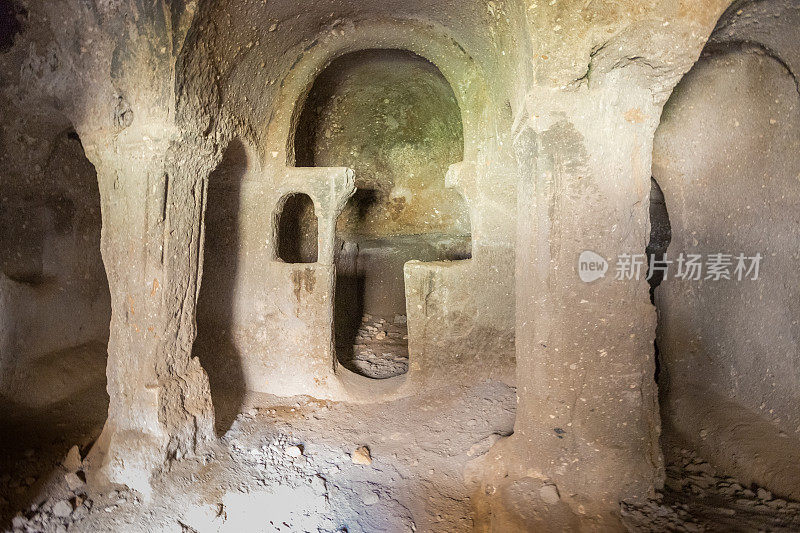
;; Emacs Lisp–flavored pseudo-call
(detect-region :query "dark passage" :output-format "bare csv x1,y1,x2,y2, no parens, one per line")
646,176,672,384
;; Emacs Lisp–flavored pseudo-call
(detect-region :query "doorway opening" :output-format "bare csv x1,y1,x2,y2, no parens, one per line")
295,49,471,379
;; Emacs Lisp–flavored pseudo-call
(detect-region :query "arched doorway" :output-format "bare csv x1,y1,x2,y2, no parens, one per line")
295,49,471,379
652,17,800,498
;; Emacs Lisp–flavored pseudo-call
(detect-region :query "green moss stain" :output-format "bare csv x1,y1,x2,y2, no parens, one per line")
295,49,470,239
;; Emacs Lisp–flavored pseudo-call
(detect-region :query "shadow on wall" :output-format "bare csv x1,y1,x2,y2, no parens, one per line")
646,177,672,384
193,139,249,437
333,240,366,366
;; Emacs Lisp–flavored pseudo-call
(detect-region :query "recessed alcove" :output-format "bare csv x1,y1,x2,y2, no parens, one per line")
294,49,471,379
0,126,111,520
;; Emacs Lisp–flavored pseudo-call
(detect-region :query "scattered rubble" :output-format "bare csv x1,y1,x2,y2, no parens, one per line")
284,445,303,458
622,448,800,532
7,490,100,533
62,446,82,473
340,315,409,379
6,400,800,532
351,446,372,466
51,500,72,518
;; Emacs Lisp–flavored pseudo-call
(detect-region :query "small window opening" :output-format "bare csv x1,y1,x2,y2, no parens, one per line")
277,193,318,264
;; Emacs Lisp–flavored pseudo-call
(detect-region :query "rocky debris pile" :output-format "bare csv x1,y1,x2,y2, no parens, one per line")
666,448,800,515
7,445,142,533
230,433,318,485
11,493,93,533
622,448,800,531
621,498,705,532
344,315,409,379
11,487,140,533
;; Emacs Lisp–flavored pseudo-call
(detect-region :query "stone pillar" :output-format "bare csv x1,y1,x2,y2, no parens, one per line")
471,3,731,529
10,0,222,499
84,127,215,497
500,81,664,529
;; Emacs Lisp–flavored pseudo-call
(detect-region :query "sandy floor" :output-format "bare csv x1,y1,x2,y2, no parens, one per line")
2,344,800,532
4,378,517,532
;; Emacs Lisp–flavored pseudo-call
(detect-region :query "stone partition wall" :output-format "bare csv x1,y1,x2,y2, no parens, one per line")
177,9,522,401
194,162,356,400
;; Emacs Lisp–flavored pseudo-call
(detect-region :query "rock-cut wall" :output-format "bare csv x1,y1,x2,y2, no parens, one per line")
654,0,800,499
